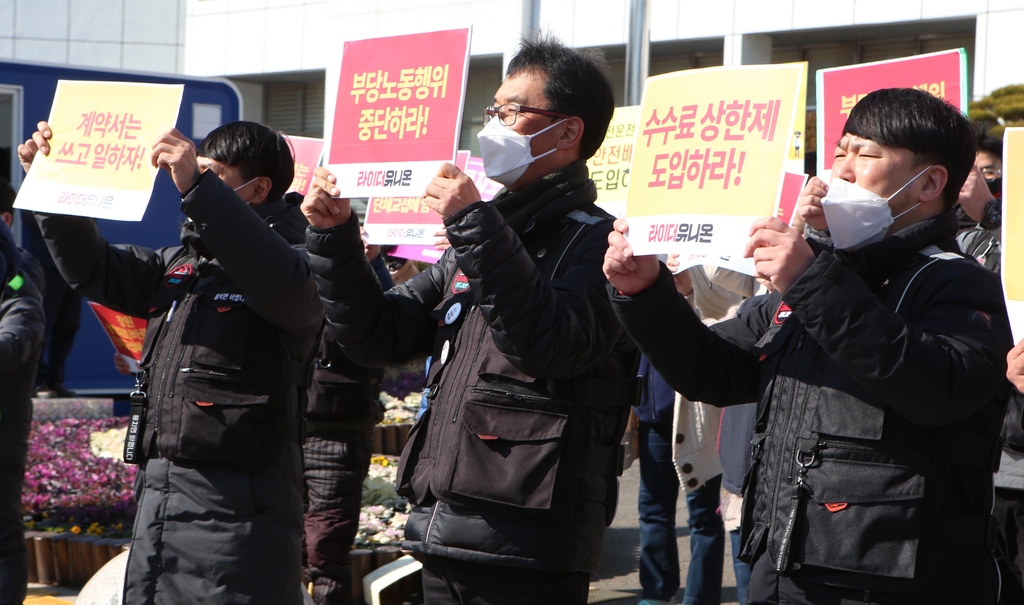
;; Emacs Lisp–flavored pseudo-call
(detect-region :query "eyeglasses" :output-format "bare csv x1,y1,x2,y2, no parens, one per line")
980,167,1002,180
484,103,570,126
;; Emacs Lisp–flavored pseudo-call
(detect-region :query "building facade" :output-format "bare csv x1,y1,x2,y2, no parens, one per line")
2,0,1024,162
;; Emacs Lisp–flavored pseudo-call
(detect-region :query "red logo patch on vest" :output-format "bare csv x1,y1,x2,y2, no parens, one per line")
824,502,848,513
773,302,792,325
164,264,194,288
451,271,470,294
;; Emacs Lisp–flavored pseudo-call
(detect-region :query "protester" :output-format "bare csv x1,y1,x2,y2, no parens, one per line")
22,208,81,398
941,132,1024,598
19,120,322,604
302,226,392,605
635,262,727,605
958,136,1003,271
605,88,1012,603
0,179,44,605
301,35,636,604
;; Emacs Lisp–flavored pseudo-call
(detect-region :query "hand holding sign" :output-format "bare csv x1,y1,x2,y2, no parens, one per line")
604,219,661,296
301,166,353,229
423,162,481,220
1009,339,1024,394
17,121,53,174
743,217,815,294
796,176,830,231
151,128,201,194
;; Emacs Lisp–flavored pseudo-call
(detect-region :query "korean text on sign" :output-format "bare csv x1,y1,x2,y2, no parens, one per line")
327,28,470,198
54,111,147,172
624,63,805,268
641,99,782,191
592,121,635,192
13,80,184,222
351,66,448,143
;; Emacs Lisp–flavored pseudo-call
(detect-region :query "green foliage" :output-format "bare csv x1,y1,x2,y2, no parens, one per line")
969,84,1024,138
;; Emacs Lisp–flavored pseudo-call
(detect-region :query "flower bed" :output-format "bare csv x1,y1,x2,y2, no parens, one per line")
356,455,408,548
23,383,423,546
24,418,137,538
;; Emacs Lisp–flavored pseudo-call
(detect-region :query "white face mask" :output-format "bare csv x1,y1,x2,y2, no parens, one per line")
477,116,566,187
821,165,932,250
233,177,260,205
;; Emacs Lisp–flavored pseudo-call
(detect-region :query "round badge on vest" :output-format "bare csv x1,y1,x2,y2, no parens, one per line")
440,340,451,364
445,302,462,325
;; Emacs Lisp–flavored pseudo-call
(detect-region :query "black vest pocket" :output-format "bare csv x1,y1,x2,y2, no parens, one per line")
174,376,275,466
441,398,568,511
186,296,252,370
795,449,926,578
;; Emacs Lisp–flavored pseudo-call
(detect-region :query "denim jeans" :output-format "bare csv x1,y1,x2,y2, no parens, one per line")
638,421,725,604
730,529,751,605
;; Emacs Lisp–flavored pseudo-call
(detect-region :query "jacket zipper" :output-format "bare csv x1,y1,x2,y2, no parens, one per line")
156,292,192,434
471,386,557,405
448,317,487,424
168,293,201,398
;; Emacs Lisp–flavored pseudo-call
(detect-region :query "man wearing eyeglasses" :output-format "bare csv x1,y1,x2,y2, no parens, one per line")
302,36,636,604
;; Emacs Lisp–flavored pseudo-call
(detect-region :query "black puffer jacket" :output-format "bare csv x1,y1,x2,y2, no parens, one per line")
612,209,1012,597
306,169,637,574
0,249,44,421
37,173,323,467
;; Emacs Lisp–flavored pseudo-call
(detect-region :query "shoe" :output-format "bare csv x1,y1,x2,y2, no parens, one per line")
637,600,673,605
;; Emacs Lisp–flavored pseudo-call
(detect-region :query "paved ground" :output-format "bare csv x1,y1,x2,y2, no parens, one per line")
589,461,740,605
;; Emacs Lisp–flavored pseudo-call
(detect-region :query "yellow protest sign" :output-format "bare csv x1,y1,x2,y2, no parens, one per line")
15,80,184,221
625,63,807,272
588,105,639,218
1004,129,1024,340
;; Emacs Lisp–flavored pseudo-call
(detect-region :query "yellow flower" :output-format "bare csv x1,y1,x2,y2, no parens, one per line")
70,526,82,535
116,523,123,531
24,521,34,530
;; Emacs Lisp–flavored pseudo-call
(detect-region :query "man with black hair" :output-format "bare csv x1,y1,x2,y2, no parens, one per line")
958,136,1004,271
302,36,635,604
0,178,43,605
607,88,1013,603
19,120,322,604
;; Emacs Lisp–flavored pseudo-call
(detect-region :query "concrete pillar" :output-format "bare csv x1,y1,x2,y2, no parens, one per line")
723,33,772,67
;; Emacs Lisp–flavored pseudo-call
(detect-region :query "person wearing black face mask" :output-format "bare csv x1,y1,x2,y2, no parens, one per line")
955,135,1024,598
957,136,1003,271
18,120,322,605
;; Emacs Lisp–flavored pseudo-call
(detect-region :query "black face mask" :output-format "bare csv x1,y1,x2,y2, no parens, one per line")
986,177,1002,197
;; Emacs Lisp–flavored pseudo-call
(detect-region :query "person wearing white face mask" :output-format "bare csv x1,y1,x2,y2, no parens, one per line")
301,36,637,605
606,88,1014,604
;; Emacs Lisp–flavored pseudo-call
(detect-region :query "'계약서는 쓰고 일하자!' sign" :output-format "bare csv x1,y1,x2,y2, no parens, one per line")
324,28,471,199
14,80,184,221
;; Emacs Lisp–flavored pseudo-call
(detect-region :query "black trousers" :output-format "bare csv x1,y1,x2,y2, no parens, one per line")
420,554,590,605
0,419,29,605
302,430,371,605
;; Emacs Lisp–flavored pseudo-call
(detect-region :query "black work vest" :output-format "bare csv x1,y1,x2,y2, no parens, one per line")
137,253,308,468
